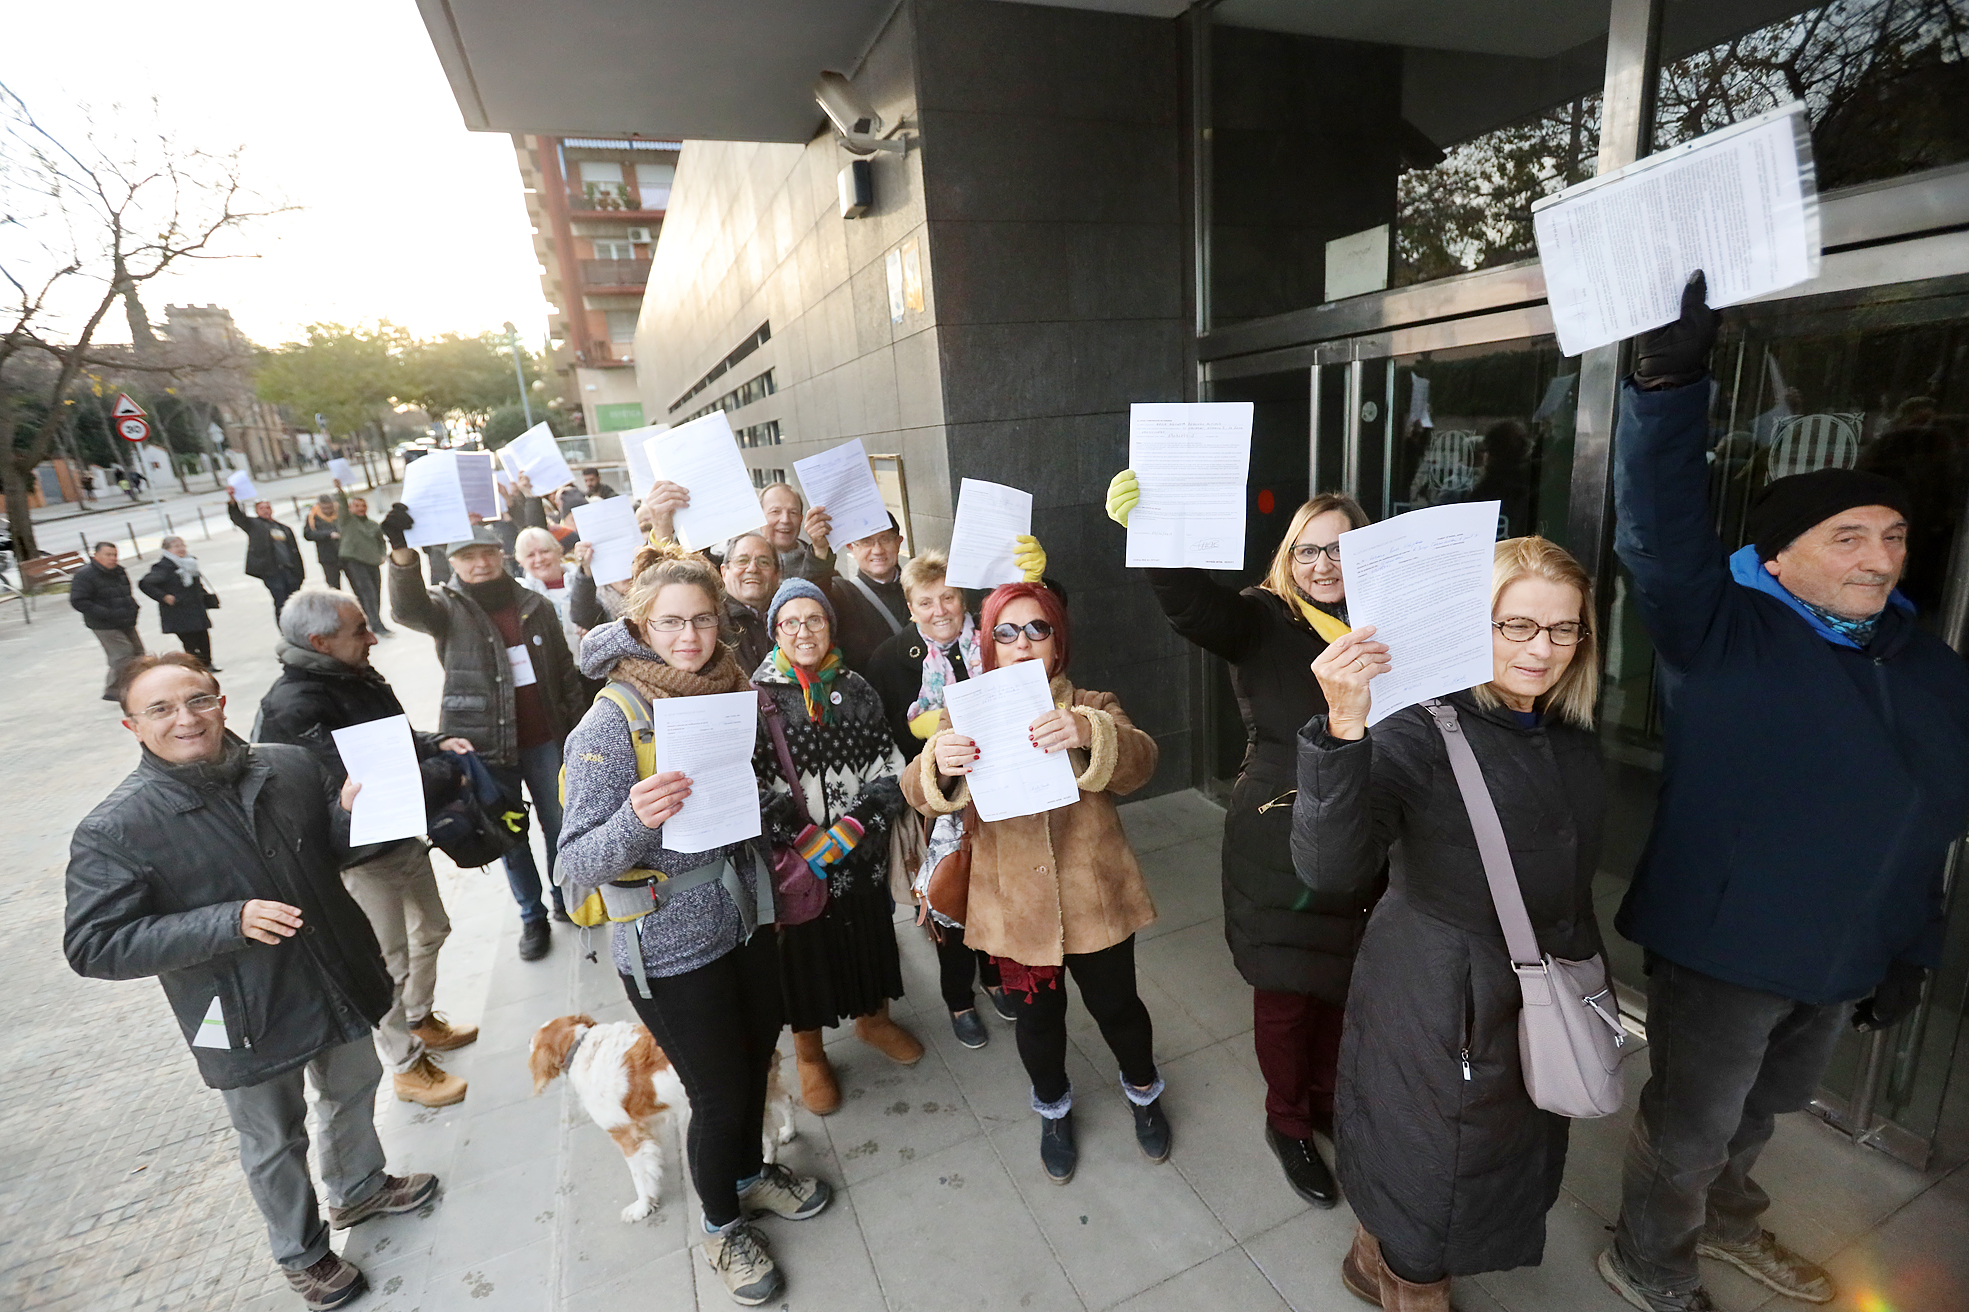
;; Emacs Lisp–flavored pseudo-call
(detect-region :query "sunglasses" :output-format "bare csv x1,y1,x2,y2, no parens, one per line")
991,619,1055,644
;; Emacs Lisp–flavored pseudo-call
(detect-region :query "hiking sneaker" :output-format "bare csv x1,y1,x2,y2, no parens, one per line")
986,986,1018,1022
282,1251,366,1310
1697,1229,1834,1303
704,1220,783,1305
1597,1247,1718,1311
1040,1111,1077,1184
328,1173,440,1230
393,1054,467,1108
738,1162,832,1221
1132,1097,1172,1163
950,1008,989,1049
518,918,550,961
409,1011,479,1051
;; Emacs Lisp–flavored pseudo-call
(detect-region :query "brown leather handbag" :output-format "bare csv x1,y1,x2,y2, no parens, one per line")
917,807,977,937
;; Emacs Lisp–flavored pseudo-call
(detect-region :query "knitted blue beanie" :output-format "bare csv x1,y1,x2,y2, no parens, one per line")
766,577,835,637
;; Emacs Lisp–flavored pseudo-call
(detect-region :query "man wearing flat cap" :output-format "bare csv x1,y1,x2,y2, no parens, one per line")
1596,274,1969,1312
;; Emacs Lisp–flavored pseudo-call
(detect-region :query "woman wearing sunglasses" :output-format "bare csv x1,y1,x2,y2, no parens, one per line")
902,582,1165,1184
750,578,919,1117
1105,475,1372,1209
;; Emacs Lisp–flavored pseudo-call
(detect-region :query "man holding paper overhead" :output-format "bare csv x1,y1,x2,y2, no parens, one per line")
228,489,308,621
383,512,585,962
255,589,479,1110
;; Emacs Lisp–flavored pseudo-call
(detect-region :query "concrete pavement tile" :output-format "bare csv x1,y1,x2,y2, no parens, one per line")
419,1157,561,1281
1158,1036,1314,1242
819,1036,984,1186
744,1182,887,1311
1814,1170,1969,1312
571,1244,698,1309
1064,967,1216,1069
452,1037,545,1115
1240,1205,1366,1312
558,1104,692,1295
1468,1188,1633,1312
475,994,577,1058
933,1011,1106,1134
1109,1246,1289,1312
1134,920,1254,1045
336,1197,442,1272
1133,837,1223,944
449,1083,568,1187
419,1237,551,1311
1718,1109,1934,1264
345,1243,435,1312
851,1136,1085,1312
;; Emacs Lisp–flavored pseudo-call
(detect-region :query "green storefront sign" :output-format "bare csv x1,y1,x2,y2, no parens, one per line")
594,402,646,432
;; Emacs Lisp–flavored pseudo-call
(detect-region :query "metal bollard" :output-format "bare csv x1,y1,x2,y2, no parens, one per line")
127,522,142,559
79,531,88,555
200,507,209,539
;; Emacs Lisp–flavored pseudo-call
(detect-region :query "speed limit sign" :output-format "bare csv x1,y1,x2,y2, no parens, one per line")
117,416,150,442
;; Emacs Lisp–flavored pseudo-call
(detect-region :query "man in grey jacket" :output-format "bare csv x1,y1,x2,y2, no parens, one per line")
64,653,440,1311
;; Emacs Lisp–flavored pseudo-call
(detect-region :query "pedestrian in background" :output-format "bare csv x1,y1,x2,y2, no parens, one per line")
807,511,909,669
1115,475,1370,1209
139,536,219,671
64,653,439,1311
332,481,391,637
514,526,583,656
70,541,144,701
255,588,480,1110
1600,277,1969,1312
759,482,827,582
719,531,781,673
228,489,307,620
906,582,1168,1185
1292,537,1605,1312
304,494,344,590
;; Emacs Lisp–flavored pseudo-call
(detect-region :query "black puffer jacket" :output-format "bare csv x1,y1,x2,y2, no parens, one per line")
1291,693,1605,1276
64,741,392,1090
69,559,141,631
227,500,306,582
1149,568,1373,999
138,558,212,635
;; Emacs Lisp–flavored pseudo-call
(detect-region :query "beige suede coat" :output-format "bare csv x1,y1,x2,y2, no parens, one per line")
901,675,1159,966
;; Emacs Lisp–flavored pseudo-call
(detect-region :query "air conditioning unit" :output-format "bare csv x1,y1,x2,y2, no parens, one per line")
626,227,653,244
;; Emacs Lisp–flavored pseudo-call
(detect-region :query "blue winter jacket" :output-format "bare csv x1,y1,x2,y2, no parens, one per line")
1612,378,1969,1005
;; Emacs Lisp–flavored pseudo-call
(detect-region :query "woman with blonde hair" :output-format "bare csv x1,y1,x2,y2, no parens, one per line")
1289,537,1606,1311
1106,474,1371,1207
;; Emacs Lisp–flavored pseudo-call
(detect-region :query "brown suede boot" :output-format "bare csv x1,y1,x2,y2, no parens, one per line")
792,1028,840,1115
1340,1225,1456,1310
854,1001,924,1066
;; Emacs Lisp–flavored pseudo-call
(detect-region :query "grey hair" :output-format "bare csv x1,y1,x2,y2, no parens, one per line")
160,535,185,551
279,588,362,647
722,530,775,560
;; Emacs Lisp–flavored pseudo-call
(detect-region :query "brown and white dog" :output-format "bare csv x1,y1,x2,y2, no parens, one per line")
528,1014,796,1222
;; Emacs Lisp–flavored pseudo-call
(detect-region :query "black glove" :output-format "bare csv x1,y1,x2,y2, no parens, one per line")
380,502,414,551
1853,959,1927,1032
1634,270,1720,390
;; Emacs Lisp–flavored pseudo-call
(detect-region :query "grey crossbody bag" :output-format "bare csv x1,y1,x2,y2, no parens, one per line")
1423,699,1628,1118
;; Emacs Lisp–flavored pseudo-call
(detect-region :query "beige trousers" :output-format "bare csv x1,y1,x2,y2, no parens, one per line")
341,841,451,1074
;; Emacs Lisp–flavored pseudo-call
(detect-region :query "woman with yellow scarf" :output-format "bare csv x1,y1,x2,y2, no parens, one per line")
1106,476,1374,1212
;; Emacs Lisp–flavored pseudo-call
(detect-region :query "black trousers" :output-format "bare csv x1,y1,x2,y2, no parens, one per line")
1010,935,1156,1106
621,931,784,1227
934,923,1001,1014
343,560,387,633
176,630,213,666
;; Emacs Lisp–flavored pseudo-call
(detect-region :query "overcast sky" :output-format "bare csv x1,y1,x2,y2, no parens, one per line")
5,0,550,349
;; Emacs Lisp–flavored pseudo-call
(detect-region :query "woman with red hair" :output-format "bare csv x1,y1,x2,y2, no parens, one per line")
901,582,1168,1185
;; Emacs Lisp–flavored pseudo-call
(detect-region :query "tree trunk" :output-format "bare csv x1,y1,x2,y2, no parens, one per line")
4,455,40,560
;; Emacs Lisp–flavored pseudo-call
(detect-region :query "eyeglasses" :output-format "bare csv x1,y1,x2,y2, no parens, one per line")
1291,542,1343,564
775,615,829,635
992,619,1055,644
1493,618,1588,646
132,694,223,723
648,614,721,632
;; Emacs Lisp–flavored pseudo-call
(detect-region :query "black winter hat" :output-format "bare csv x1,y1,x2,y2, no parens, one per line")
1747,467,1913,561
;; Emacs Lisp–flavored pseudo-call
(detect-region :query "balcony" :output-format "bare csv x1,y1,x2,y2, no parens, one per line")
566,184,668,216
579,258,652,288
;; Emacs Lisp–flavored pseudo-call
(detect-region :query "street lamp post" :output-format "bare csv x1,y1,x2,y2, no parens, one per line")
502,321,534,429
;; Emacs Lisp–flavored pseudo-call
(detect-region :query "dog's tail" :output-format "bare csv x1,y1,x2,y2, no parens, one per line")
527,1013,598,1096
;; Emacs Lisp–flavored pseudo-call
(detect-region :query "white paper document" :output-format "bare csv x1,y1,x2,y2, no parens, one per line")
1125,402,1254,570
399,450,473,549
192,996,230,1049
650,690,764,851
498,422,577,494
1339,501,1500,727
506,644,537,687
330,714,428,846
942,659,1081,822
946,479,1033,590
617,422,670,501
794,438,891,548
327,458,357,486
1533,103,1820,357
571,496,644,586
226,470,258,502
455,452,499,518
645,413,762,552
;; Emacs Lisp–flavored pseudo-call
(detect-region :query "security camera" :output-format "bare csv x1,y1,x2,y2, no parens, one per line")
813,71,906,156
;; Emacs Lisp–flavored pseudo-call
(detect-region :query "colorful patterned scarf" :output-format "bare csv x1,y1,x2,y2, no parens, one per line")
906,614,984,722
1801,598,1882,647
774,646,845,725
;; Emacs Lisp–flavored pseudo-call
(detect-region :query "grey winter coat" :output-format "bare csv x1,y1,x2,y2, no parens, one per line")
387,558,584,766
558,620,766,980
1290,692,1605,1276
64,741,393,1090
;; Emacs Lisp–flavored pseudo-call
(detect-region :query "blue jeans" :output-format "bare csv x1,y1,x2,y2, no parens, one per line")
492,739,565,923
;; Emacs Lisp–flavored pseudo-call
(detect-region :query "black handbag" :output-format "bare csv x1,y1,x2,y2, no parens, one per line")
202,583,221,610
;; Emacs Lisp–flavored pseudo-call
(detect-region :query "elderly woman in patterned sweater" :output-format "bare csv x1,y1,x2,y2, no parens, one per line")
752,578,919,1115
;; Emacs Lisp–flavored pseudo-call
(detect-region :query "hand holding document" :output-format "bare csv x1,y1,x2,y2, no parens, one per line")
400,451,473,548
571,496,644,585
946,479,1032,590
327,458,357,486
1124,402,1254,570
943,659,1081,822
650,690,764,851
1533,103,1819,356
331,715,427,845
794,438,891,547
226,470,258,501
645,413,762,551
617,423,671,501
498,422,577,494
1338,501,1498,727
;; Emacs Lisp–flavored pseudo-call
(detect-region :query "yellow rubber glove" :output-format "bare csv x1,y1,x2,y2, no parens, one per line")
1014,533,1047,583
1105,469,1140,527
909,709,943,740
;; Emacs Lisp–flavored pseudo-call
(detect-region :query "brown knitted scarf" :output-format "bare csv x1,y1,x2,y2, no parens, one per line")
609,642,753,701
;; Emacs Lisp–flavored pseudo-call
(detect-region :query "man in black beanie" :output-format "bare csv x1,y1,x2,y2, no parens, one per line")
1598,274,1969,1312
